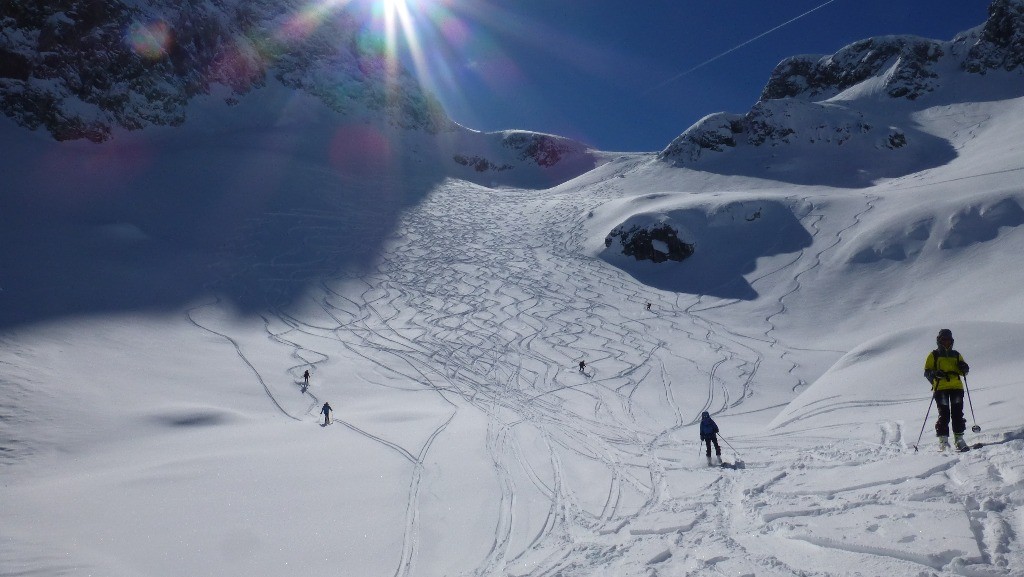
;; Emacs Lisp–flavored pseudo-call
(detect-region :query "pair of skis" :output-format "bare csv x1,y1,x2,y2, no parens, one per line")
940,441,983,453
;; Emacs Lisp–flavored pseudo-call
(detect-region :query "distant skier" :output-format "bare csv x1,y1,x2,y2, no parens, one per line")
578,360,586,373
645,302,652,311
321,402,333,426
924,329,970,451
699,411,722,461
303,369,310,387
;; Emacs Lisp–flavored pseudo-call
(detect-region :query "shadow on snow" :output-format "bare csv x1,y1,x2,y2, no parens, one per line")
0,122,448,328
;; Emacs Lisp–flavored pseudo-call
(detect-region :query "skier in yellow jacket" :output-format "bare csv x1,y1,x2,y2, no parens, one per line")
923,329,970,451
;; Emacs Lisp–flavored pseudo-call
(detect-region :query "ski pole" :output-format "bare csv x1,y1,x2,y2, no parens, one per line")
717,434,741,459
912,395,935,452
963,375,981,433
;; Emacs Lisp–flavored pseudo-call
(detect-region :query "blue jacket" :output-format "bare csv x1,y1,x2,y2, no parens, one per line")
699,412,718,439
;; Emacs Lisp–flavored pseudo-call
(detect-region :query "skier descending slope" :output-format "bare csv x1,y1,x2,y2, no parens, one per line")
923,329,970,451
699,411,722,464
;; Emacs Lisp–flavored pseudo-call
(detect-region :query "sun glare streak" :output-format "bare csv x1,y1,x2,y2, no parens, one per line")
377,0,439,91
382,0,404,83
264,0,588,138
399,4,435,89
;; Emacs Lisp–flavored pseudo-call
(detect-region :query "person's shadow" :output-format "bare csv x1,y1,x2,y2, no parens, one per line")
970,428,1024,450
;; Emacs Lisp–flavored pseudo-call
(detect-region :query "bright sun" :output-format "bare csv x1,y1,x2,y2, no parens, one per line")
376,0,433,81
377,0,415,49
381,0,432,23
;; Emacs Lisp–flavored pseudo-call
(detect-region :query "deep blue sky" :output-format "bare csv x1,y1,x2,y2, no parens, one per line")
398,0,992,151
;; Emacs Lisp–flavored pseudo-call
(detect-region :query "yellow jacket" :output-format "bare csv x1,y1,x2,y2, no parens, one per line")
923,348,967,391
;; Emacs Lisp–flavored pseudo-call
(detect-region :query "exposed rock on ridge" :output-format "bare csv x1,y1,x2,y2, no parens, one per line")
760,36,945,102
760,0,1024,103
446,130,599,187
962,0,1024,72
659,0,1024,183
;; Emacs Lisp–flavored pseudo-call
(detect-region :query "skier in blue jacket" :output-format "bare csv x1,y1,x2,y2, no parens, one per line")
699,411,721,459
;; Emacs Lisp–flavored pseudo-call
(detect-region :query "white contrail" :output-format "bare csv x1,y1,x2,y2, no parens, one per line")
648,0,841,94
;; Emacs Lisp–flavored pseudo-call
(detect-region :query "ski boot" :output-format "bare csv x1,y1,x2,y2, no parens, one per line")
938,436,950,452
954,434,969,452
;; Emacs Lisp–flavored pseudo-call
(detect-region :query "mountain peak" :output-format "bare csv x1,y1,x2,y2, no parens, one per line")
962,0,1024,73
658,0,1024,186
760,0,1023,103
759,35,946,103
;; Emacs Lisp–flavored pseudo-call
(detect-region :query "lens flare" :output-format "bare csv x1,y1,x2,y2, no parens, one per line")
127,21,172,60
208,42,266,92
260,0,562,135
437,14,469,47
279,3,336,42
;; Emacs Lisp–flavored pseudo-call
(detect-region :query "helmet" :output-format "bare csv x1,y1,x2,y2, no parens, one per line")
936,328,953,347
701,411,710,418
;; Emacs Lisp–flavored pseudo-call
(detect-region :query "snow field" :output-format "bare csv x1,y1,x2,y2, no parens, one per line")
3,92,1024,577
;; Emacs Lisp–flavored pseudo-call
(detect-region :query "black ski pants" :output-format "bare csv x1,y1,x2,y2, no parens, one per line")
702,435,721,456
934,390,966,437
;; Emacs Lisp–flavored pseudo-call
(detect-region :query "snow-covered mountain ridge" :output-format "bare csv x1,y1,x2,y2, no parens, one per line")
659,0,1024,186
761,0,1024,103
4,0,1021,190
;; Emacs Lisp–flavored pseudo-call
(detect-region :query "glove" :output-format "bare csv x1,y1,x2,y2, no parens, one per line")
958,361,969,375
700,434,706,441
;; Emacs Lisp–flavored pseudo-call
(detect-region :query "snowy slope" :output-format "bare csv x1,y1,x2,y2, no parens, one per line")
3,4,1024,577
3,94,1023,576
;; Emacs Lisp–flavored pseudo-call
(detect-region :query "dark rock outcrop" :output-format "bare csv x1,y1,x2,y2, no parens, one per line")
453,155,513,172
962,0,1024,73
503,132,585,167
760,36,944,103
448,131,593,177
659,114,743,162
605,224,695,263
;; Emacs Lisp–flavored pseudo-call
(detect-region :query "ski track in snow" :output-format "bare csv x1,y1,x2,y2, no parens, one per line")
188,177,1024,577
